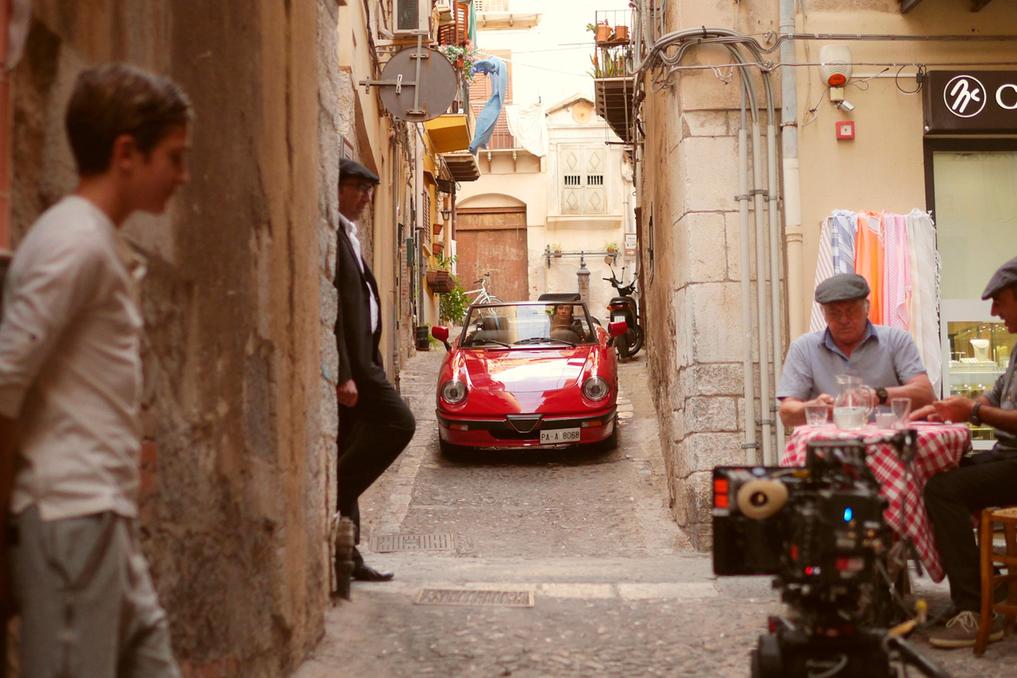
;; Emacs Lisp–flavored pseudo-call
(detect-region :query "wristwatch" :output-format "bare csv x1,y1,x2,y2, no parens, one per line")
971,401,983,426
875,387,889,406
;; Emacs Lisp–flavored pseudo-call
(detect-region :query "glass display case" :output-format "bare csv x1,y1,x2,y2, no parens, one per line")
942,302,1015,449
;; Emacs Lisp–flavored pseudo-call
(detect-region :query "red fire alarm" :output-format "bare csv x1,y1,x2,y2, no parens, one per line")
836,120,855,140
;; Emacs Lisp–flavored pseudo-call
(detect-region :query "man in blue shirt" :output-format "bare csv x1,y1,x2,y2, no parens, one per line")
777,273,935,427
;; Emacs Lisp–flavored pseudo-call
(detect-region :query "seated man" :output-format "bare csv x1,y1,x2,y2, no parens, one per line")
911,256,1017,649
777,273,935,427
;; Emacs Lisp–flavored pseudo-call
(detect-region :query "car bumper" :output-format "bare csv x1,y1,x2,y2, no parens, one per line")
437,408,617,449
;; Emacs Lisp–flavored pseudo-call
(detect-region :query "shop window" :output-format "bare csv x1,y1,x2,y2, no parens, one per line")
927,140,1017,448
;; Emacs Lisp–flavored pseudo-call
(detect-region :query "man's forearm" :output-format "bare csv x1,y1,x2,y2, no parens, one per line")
779,399,806,428
977,403,1017,437
888,378,935,409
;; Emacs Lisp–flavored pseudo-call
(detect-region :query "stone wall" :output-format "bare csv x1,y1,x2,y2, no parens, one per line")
11,2,336,675
637,2,777,548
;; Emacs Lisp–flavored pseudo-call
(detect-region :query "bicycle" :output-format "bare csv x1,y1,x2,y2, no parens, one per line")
463,272,500,305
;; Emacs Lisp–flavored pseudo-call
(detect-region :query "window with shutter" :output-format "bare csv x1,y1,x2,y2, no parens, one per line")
469,49,514,150
558,146,608,215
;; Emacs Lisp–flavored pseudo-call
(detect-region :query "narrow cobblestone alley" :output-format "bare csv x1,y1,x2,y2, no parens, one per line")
295,350,1017,678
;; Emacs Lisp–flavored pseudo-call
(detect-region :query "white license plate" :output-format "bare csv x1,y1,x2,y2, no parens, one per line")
612,314,626,323
540,428,581,445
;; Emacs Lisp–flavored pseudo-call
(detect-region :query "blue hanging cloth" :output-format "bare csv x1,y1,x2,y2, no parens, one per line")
469,56,507,154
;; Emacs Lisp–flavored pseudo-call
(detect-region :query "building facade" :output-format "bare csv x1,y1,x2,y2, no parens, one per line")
623,0,1017,547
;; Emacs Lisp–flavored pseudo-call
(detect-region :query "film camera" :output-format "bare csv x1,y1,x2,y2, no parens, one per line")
713,433,949,678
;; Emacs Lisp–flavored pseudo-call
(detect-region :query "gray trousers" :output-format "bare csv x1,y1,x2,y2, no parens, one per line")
10,507,179,678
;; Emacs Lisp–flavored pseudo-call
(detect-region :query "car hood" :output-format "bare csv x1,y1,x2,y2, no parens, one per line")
462,347,593,394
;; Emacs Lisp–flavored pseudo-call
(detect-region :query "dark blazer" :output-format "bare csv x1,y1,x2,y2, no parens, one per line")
335,218,385,386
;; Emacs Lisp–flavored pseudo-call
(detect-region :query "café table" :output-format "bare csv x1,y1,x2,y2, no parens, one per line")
781,421,972,582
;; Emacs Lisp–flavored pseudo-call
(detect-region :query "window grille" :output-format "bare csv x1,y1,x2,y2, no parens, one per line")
564,175,582,187
587,175,604,186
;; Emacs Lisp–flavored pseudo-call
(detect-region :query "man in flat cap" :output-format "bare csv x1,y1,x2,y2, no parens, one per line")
777,272,935,427
334,158,415,582
910,255,1017,649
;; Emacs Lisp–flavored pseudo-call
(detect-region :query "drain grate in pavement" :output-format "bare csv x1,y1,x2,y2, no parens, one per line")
370,533,456,553
415,589,535,608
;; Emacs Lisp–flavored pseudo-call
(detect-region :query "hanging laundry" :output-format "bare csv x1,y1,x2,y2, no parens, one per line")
469,56,508,154
883,213,911,331
810,218,835,332
907,209,941,389
854,211,885,325
830,209,856,275
505,102,548,157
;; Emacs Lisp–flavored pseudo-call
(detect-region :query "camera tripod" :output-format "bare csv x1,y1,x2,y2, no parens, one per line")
751,615,951,678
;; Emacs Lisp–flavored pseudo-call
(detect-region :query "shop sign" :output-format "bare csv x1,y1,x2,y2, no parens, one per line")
924,71,1017,134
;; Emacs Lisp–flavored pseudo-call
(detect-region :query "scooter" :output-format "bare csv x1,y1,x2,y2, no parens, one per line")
603,266,643,359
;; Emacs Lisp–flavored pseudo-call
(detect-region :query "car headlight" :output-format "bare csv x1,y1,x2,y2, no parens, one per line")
440,380,468,405
582,376,610,401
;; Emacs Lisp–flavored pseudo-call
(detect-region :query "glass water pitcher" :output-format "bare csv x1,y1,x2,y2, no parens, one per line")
833,374,872,431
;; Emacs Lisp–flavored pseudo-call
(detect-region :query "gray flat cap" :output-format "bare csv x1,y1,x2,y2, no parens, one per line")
982,255,1017,300
340,158,380,184
815,273,870,304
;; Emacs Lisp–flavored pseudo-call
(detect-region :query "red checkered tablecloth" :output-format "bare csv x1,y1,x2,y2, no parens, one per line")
782,422,971,582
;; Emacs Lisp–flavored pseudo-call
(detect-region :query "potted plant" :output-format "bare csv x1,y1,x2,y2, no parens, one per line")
433,222,443,237
550,243,563,257
605,241,619,254
587,20,612,44
432,241,444,256
613,24,630,42
439,45,477,82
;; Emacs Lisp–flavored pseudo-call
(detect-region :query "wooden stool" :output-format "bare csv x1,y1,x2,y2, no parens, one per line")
975,507,1017,655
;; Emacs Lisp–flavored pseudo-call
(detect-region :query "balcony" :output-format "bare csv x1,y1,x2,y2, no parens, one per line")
590,9,635,144
474,0,540,30
436,1,472,47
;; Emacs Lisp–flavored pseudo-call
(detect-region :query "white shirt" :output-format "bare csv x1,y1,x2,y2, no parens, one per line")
339,214,379,333
0,196,144,521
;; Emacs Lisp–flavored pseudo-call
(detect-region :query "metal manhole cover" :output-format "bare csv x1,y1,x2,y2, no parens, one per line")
370,533,456,553
415,589,535,608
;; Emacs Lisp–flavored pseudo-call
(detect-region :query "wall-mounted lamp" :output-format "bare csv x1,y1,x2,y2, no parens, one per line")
440,207,452,222
835,100,856,113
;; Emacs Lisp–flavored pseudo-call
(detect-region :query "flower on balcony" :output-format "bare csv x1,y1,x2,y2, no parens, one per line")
439,45,478,82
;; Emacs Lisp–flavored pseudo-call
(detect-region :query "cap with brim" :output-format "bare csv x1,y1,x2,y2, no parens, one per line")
340,158,380,185
981,255,1017,300
815,273,870,304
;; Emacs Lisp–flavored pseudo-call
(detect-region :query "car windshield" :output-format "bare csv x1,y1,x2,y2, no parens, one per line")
462,303,596,347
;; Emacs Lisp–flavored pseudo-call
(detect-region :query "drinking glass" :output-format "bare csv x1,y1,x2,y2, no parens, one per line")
890,397,912,428
805,404,829,427
875,408,895,429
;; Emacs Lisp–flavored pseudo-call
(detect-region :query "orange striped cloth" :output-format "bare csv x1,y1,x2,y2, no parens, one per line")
854,211,885,325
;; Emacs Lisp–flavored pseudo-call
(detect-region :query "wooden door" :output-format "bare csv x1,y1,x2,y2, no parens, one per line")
455,208,528,302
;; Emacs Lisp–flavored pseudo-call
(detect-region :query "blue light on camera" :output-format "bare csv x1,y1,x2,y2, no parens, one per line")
843,507,854,522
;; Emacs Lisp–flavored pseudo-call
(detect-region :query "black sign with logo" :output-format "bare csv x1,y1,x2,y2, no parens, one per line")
924,71,1017,134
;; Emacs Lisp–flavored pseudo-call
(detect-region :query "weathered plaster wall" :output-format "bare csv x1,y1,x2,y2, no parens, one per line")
12,2,335,675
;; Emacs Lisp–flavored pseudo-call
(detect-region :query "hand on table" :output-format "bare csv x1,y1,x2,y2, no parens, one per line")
812,393,834,407
909,396,974,424
337,379,358,408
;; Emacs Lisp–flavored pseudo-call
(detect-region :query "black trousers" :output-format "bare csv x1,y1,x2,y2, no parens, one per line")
923,452,1017,612
338,374,416,545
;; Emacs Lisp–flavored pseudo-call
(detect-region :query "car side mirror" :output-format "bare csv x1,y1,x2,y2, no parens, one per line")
431,325,451,352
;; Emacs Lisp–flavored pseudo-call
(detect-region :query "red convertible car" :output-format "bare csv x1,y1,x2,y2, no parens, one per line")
430,298,627,456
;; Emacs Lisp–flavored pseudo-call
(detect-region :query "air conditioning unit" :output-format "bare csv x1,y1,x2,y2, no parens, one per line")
393,0,430,36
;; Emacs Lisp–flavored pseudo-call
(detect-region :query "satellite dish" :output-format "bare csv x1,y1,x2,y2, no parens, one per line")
375,46,457,122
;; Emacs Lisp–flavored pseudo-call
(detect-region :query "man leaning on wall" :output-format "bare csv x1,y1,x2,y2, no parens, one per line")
0,63,190,677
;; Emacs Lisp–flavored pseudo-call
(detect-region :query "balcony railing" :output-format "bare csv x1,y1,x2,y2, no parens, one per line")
475,0,509,11
486,129,516,151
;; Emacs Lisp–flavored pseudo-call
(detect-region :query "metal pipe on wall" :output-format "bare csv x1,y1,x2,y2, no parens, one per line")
780,0,805,342
736,108,757,461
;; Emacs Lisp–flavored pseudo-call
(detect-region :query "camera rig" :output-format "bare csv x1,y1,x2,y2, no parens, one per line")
712,432,950,678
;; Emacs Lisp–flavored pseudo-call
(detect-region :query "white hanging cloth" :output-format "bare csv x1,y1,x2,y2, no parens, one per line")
505,103,548,157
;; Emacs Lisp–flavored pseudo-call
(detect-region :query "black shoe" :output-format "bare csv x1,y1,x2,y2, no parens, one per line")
352,561,394,582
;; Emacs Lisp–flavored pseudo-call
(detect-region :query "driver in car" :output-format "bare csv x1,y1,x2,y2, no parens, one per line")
550,305,584,343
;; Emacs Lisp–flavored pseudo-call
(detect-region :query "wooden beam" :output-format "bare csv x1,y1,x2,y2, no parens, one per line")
971,0,993,11
900,0,925,12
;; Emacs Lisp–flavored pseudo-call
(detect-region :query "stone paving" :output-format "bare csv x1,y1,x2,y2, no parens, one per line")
294,348,1017,677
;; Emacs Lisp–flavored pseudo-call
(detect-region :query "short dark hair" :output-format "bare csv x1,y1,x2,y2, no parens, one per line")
65,63,193,176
